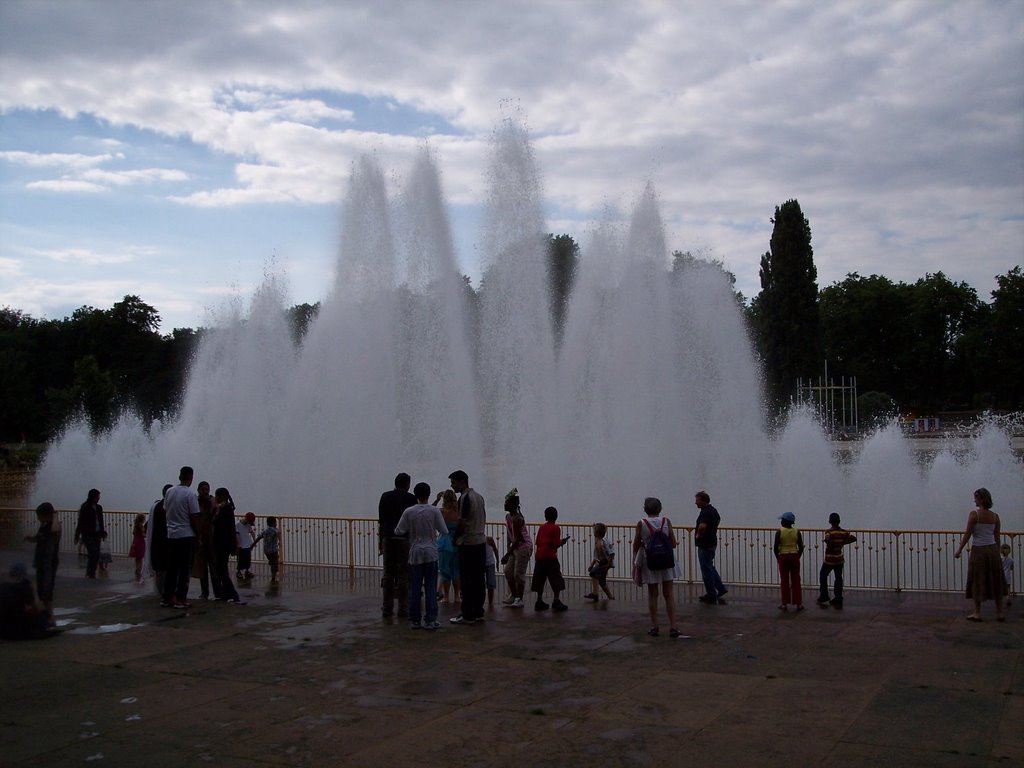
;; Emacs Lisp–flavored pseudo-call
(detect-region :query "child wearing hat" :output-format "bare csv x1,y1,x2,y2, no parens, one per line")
236,511,256,580
773,511,804,611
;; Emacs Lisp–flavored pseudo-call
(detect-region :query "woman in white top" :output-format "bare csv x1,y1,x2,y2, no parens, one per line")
632,497,682,638
954,487,1005,622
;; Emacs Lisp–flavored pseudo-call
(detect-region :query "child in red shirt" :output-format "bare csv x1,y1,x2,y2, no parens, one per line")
531,506,570,612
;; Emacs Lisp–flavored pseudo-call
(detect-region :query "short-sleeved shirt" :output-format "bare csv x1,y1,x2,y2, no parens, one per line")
695,504,720,549
394,503,448,564
456,488,486,546
258,526,279,554
535,522,562,561
379,488,417,539
164,485,200,540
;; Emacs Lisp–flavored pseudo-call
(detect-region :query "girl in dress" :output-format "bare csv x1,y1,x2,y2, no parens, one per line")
129,513,146,583
435,489,461,604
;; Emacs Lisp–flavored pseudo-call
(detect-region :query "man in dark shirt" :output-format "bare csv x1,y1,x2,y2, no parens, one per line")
378,472,416,618
695,490,727,604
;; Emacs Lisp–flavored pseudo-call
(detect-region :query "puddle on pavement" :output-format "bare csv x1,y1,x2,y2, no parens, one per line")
68,623,140,635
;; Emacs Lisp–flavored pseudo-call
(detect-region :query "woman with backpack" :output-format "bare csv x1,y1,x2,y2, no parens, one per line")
633,497,681,638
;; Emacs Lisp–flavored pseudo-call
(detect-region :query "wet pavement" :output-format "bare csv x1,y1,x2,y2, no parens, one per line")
1,552,1021,767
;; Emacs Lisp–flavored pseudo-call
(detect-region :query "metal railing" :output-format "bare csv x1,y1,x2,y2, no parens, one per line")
1,508,1018,594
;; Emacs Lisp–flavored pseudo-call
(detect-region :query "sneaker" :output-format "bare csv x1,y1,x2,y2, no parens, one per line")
449,614,468,624
717,588,729,598
535,600,550,611
510,598,524,608
817,596,830,604
159,600,173,608
172,601,191,610
552,600,569,612
698,594,716,603
423,621,440,630
236,571,244,580
410,620,422,629
227,598,247,605
502,596,516,605
830,599,843,610
245,571,254,579
583,593,598,601
473,616,486,623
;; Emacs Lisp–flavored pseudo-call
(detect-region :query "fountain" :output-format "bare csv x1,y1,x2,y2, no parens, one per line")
32,120,1023,531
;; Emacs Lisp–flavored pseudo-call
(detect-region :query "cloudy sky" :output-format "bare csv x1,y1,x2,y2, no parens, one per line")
1,0,1021,331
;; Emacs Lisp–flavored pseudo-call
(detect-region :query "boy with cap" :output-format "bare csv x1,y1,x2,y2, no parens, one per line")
236,512,256,580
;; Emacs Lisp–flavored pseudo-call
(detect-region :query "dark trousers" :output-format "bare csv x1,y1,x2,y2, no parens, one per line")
819,562,844,603
382,538,410,615
698,546,725,597
81,533,101,577
163,537,195,603
214,549,239,601
237,547,252,573
408,560,439,624
459,543,486,620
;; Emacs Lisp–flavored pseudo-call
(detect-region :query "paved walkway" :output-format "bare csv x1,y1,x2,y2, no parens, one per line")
1,552,1021,767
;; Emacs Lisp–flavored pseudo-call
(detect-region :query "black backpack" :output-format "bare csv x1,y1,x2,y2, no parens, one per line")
643,518,675,571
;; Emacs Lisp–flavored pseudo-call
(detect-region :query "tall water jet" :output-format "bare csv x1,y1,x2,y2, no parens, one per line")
30,119,1023,530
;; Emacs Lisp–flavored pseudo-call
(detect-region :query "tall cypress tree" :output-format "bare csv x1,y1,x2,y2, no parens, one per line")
753,199,821,408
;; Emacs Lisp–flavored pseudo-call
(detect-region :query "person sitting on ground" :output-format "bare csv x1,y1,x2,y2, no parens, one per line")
531,506,570,612
0,563,55,640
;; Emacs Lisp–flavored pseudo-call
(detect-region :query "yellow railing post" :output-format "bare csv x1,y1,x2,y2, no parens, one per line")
347,518,355,571
894,531,902,593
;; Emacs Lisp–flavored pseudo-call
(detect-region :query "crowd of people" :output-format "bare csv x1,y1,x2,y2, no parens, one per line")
0,475,1015,640
144,466,279,609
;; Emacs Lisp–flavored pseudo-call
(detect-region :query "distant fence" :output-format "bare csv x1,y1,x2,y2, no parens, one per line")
0,508,1019,594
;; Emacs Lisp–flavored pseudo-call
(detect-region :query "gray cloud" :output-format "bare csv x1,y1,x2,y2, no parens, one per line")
0,0,1020,318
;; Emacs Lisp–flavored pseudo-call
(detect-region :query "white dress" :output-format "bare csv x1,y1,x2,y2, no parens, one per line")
635,515,682,584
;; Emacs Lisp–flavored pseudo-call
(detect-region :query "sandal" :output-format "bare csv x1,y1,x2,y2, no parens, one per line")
647,627,660,637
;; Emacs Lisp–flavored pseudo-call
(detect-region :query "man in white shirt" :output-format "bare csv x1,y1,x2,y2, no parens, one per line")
395,482,448,630
161,466,200,609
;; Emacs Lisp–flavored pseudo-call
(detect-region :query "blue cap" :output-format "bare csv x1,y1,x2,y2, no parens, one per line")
780,512,796,523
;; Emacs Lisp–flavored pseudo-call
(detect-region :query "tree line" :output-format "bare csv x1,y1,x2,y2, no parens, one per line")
1,209,1020,449
752,199,1022,423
